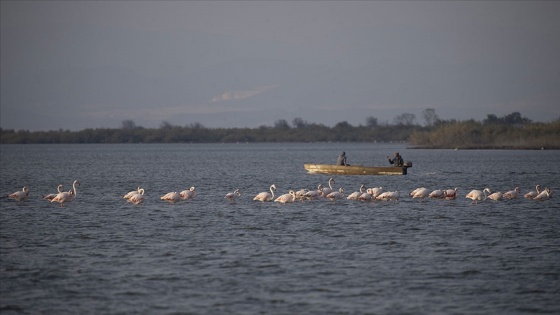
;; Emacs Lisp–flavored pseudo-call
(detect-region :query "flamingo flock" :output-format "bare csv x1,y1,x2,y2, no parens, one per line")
3,180,555,206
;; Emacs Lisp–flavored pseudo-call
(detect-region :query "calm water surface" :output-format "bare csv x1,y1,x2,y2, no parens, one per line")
1,143,559,314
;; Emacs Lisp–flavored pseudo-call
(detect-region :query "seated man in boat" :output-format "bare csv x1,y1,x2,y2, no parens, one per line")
336,151,350,166
387,152,404,166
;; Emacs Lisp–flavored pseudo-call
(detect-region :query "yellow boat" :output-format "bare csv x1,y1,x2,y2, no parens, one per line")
304,162,412,175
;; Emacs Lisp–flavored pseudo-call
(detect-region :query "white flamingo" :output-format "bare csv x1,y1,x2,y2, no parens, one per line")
444,188,459,200
124,187,141,200
524,185,541,199
303,185,323,200
274,190,296,204
253,184,276,202
321,178,335,196
180,187,197,201
377,191,400,202
347,184,365,200
503,187,520,199
465,188,491,205
225,189,241,202
43,184,64,201
8,186,30,202
534,188,552,201
487,190,503,201
428,189,445,199
161,191,181,203
410,187,423,196
51,180,80,206
410,187,430,202
326,187,345,201
128,188,145,204
294,188,308,201
389,191,401,202
358,188,373,202
369,187,384,199
376,191,391,201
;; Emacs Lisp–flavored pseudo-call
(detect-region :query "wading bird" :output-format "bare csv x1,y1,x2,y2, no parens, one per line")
465,188,491,205
253,184,276,202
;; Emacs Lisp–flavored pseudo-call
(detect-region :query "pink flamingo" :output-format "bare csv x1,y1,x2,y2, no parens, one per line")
8,186,30,202
180,187,197,201
161,191,181,203
51,180,80,206
253,184,276,202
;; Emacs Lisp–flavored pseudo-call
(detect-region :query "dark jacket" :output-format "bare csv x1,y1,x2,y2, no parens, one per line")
388,154,404,166
337,152,348,166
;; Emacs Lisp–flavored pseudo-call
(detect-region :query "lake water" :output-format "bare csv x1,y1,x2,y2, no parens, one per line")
1,143,559,314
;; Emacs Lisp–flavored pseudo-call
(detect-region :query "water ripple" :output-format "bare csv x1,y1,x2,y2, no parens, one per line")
1,143,559,314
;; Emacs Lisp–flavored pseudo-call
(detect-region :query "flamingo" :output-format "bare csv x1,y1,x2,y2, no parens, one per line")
410,187,430,202
161,191,181,203
326,187,345,201
389,191,401,202
8,186,30,202
428,189,445,199
465,188,491,205
534,188,552,201
43,184,64,201
321,178,335,196
503,187,520,199
524,185,541,199
376,191,391,201
274,190,296,204
294,189,308,201
369,187,384,199
444,188,459,200
253,184,276,202
487,190,503,201
303,185,323,200
377,191,400,202
124,187,141,200
51,180,80,206
225,189,241,202
347,184,365,200
180,187,197,201
358,188,373,202
128,188,145,204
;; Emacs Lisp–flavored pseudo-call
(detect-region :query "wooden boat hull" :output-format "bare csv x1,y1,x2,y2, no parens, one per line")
304,163,411,175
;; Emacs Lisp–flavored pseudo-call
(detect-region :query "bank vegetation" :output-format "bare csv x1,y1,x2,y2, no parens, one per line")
1,110,559,149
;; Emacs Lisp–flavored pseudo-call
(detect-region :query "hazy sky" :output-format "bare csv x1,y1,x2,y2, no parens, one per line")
1,1,559,131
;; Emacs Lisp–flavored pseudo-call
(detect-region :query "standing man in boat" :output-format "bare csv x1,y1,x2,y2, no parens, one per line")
337,151,350,166
387,152,404,166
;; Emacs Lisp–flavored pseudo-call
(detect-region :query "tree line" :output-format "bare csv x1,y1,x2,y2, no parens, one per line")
1,110,559,149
